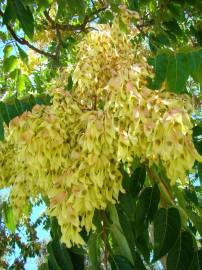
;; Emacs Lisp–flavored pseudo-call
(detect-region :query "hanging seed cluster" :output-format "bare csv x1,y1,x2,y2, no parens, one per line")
0,8,201,247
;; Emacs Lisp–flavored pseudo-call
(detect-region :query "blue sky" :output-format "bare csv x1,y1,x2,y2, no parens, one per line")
0,188,50,269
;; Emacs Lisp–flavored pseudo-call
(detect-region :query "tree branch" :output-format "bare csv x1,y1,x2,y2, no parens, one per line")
0,4,107,61
44,5,108,32
0,8,56,60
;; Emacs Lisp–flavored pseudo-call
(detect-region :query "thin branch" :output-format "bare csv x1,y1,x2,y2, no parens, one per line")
0,8,56,60
45,5,108,32
44,10,62,62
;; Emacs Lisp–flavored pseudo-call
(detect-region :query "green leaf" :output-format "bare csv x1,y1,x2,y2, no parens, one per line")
189,49,202,84
87,232,101,270
108,205,134,265
186,210,202,236
3,45,13,59
17,74,27,93
37,0,53,11
130,166,146,197
117,207,136,260
0,31,7,42
0,101,18,125
38,263,49,270
47,243,61,270
75,0,86,20
164,20,182,35
63,0,86,20
69,248,85,270
119,193,136,221
148,48,202,92
166,231,194,270
153,207,181,261
17,45,28,64
3,202,16,233
3,0,17,24
147,53,169,89
189,250,202,270
135,231,150,263
133,252,147,270
193,125,202,138
134,184,160,237
14,0,34,38
110,255,134,270
0,116,4,141
3,55,18,73
67,75,73,91
166,53,189,93
51,239,74,270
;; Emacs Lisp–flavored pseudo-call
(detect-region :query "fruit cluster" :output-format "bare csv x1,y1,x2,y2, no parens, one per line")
0,8,201,247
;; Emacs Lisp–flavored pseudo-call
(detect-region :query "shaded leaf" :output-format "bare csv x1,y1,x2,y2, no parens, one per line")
108,205,134,265
0,116,4,141
47,243,61,270
135,231,150,263
3,0,17,24
87,232,101,270
153,207,181,261
117,208,136,260
14,0,34,38
189,250,202,270
110,255,134,270
135,184,160,237
51,239,74,270
130,166,146,197
69,248,85,270
133,252,147,270
167,231,194,270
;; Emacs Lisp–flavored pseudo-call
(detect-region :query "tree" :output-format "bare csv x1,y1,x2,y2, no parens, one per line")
0,0,202,269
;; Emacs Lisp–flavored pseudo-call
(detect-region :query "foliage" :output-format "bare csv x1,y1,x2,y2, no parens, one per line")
0,0,202,269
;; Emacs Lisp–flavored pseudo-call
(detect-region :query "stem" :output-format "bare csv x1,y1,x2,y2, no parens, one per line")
102,212,108,270
93,95,97,110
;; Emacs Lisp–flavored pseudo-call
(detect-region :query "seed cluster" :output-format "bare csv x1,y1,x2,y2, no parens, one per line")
0,8,201,247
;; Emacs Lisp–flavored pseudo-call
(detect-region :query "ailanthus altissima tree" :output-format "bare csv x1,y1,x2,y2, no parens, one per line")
0,1,202,269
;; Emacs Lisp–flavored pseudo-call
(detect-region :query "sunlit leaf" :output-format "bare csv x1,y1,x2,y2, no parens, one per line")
3,55,18,73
